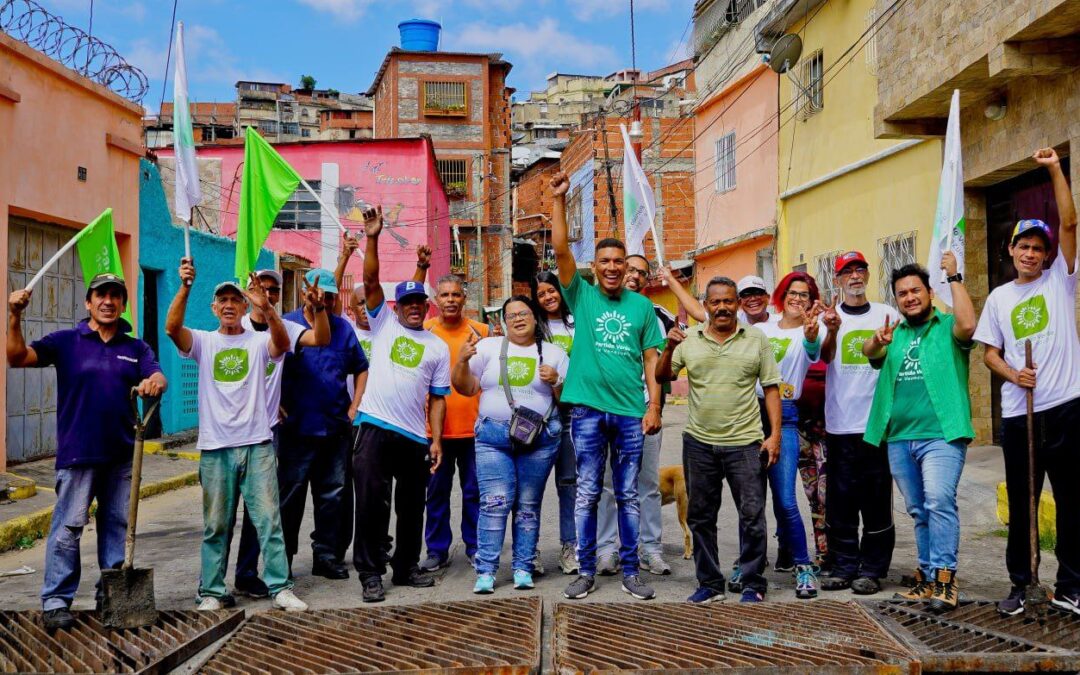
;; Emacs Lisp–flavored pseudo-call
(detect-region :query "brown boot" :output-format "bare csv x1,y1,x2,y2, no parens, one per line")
928,569,958,613
892,569,933,601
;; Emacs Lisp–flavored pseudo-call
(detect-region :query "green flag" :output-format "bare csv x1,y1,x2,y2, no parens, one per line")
75,208,133,327
235,127,302,280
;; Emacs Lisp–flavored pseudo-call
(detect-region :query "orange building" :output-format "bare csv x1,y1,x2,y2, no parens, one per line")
0,31,145,469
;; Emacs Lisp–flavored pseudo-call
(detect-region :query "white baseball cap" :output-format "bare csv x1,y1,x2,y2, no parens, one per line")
736,275,768,295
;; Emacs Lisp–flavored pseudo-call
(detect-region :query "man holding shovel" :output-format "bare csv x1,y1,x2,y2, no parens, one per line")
165,260,307,612
974,147,1080,617
7,274,166,631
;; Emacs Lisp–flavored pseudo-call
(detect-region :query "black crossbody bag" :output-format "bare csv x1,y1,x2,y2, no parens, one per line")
499,338,555,451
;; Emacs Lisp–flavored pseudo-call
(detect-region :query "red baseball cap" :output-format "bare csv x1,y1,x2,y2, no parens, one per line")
834,250,868,274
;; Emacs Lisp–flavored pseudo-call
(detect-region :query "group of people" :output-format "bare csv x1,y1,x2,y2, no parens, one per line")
9,146,1079,631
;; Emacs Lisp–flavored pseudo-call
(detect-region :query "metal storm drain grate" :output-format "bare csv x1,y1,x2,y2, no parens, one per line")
864,600,1080,672
199,596,542,674
553,599,917,673
0,609,243,674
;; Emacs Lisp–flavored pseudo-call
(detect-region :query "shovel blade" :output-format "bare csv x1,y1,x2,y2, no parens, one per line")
100,567,157,629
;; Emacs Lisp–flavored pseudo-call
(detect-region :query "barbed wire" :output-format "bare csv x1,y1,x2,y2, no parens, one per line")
0,0,148,103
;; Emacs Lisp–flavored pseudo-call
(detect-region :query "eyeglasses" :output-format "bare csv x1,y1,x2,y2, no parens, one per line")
627,267,649,278
838,266,869,277
264,286,281,294
505,311,532,321
786,290,811,299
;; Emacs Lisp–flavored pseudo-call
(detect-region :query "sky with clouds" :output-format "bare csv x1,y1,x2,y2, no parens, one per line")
40,0,692,113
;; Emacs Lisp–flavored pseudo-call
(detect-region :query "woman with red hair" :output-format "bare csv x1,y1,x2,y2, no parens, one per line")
756,271,825,599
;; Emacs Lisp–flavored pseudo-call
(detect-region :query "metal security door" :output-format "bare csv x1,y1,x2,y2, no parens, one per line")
6,217,86,464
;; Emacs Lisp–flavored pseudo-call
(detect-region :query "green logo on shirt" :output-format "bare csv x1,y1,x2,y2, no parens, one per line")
214,348,250,383
552,334,573,354
390,336,425,368
502,356,536,387
360,339,373,357
595,310,631,345
769,337,791,363
265,361,276,378
1011,295,1049,339
841,330,874,365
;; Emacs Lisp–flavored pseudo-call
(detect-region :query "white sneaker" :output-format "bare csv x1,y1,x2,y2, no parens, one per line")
596,552,620,576
272,589,308,612
197,596,223,611
559,542,580,575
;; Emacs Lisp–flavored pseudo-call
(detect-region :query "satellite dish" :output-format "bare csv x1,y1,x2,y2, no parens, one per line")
769,34,803,74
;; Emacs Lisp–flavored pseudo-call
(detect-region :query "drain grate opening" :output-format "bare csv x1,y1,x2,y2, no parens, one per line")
0,609,243,674
199,596,541,674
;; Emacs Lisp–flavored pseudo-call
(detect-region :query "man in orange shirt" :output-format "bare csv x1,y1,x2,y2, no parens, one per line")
420,275,489,570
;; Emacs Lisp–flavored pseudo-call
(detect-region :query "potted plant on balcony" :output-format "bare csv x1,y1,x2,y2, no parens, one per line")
445,181,468,199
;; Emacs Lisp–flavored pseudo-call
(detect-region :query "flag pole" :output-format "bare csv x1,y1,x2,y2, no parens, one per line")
299,177,348,234
183,206,194,286
26,234,83,291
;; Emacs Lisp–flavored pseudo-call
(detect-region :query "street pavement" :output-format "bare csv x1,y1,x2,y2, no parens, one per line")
0,405,1036,613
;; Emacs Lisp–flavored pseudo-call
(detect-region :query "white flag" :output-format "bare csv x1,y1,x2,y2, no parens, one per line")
928,89,965,307
620,124,663,265
172,21,201,221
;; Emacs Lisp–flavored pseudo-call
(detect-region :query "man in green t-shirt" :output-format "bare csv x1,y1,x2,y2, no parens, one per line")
862,253,976,613
549,171,665,602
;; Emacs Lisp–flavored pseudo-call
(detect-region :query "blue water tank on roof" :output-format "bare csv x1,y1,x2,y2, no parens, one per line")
398,18,441,51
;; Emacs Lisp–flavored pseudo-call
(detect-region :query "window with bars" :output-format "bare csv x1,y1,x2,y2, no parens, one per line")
797,50,824,119
814,249,842,304
274,180,322,229
566,184,584,242
534,127,559,139
450,243,467,272
865,8,879,76
437,159,468,198
714,131,736,193
424,81,468,116
878,231,918,306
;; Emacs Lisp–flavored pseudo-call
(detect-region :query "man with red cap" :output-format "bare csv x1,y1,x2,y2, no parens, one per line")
819,250,899,595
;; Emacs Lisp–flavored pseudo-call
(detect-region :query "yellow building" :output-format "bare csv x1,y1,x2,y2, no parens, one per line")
758,0,941,304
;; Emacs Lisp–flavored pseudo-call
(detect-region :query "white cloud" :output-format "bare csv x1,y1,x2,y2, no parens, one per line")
118,2,147,22
296,0,375,21
573,0,670,21
451,18,616,68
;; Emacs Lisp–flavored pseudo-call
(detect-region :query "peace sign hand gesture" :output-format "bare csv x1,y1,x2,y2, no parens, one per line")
803,300,824,342
821,300,841,332
242,273,272,313
872,316,902,348
459,331,480,362
301,273,324,309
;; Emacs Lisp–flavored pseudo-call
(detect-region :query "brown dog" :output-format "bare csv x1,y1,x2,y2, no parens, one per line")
659,465,692,559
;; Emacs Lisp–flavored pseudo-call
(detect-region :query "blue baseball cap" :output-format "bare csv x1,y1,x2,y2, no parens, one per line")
304,268,339,294
395,280,428,302
1011,219,1053,246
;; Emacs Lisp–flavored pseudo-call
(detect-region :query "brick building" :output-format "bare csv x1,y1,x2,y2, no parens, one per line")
874,0,1080,444
367,47,514,314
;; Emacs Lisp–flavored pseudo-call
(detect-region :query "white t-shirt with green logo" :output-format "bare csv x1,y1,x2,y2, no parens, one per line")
974,249,1080,417
240,314,306,427
357,302,451,443
756,321,821,401
470,338,569,422
825,302,900,434
347,324,373,401
181,328,283,451
547,318,574,355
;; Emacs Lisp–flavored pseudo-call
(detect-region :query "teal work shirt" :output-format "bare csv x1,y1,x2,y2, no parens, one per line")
864,310,974,446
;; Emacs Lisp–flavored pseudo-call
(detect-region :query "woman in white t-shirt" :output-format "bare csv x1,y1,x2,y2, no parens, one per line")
756,272,825,600
534,271,579,575
452,296,568,594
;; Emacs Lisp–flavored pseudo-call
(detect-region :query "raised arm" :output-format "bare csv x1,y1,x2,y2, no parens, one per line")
297,273,330,347
165,259,195,354
333,232,360,315
243,273,290,359
941,251,976,341
820,301,841,363
413,245,432,284
1034,148,1076,270
655,325,685,384
7,289,37,367
362,206,385,311
450,336,480,396
659,267,706,322
549,172,576,288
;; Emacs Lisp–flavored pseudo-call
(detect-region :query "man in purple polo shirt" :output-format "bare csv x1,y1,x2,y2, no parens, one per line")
7,273,167,632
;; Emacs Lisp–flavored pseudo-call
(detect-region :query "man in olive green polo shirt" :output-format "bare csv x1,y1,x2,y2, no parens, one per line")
657,276,782,604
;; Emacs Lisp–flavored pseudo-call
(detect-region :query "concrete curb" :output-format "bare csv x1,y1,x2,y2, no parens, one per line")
0,472,38,500
143,441,201,462
0,469,200,554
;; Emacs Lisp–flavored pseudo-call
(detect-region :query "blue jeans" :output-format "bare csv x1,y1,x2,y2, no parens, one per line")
424,437,479,560
473,417,560,575
555,408,577,545
199,443,292,598
41,463,131,610
767,401,811,565
887,439,966,574
597,431,663,557
571,405,644,577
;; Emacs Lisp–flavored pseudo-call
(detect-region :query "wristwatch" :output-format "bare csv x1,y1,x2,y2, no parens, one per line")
946,273,963,283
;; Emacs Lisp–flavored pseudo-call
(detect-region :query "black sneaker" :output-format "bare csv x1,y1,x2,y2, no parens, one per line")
234,576,270,599
851,577,881,595
362,577,385,603
820,576,853,591
774,547,795,574
391,568,435,588
997,586,1025,616
312,558,349,580
42,607,75,631
1051,591,1080,616
564,574,596,599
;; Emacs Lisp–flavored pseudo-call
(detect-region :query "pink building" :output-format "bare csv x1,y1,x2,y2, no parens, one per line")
159,137,450,306
693,64,780,287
